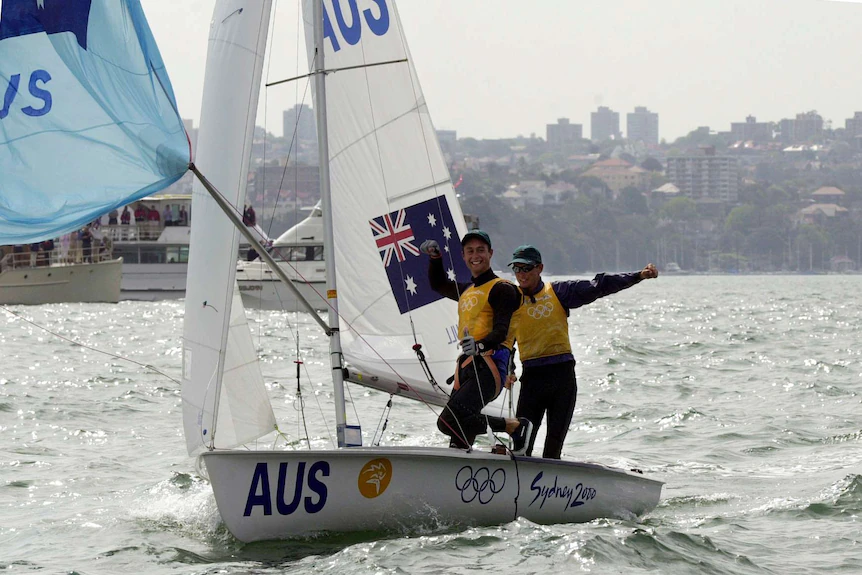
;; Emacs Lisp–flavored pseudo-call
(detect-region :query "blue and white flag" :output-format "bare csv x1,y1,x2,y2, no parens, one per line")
0,0,189,244
370,195,471,315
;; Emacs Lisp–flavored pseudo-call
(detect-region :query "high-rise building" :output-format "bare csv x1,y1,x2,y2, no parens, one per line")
845,112,862,138
546,118,583,150
778,111,824,143
793,111,823,142
436,130,457,145
778,118,796,143
626,107,659,145
665,147,739,203
282,104,317,144
729,115,772,143
591,106,620,141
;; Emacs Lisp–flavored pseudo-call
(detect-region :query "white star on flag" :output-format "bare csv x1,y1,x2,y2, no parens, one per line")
405,275,417,295
427,213,437,227
442,226,452,240
36,0,45,8
447,268,456,281
444,245,450,253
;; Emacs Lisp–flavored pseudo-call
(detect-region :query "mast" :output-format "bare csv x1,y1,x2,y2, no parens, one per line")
312,0,349,447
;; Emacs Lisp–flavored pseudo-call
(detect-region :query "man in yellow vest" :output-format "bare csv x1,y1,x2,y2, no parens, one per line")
420,230,533,454
509,245,658,458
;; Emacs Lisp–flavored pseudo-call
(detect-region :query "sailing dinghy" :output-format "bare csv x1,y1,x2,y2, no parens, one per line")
182,0,662,542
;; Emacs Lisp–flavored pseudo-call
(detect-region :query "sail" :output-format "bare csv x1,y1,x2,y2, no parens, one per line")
181,0,275,456
0,0,189,244
302,0,488,408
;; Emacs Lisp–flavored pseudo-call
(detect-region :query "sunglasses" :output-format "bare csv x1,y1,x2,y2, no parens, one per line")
511,264,536,274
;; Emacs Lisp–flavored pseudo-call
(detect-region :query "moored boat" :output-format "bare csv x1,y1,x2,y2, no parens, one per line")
0,242,121,305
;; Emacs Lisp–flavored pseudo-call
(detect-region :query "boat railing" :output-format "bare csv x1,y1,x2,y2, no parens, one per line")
0,241,115,272
101,221,188,242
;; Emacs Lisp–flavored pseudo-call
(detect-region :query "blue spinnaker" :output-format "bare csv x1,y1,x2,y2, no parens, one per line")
0,0,190,244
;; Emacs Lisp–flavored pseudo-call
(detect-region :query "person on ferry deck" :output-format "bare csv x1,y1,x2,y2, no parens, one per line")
134,204,146,222
120,206,131,225
507,244,658,459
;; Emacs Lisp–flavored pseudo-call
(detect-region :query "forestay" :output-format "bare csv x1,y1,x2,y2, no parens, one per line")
0,0,188,244
181,0,275,456
301,0,484,408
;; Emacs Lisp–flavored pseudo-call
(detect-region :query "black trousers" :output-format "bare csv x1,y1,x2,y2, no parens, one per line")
516,359,577,459
437,355,506,449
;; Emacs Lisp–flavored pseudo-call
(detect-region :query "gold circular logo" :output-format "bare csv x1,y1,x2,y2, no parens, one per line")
358,458,392,499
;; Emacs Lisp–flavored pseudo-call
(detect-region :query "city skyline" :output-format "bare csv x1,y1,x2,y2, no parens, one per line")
141,0,862,141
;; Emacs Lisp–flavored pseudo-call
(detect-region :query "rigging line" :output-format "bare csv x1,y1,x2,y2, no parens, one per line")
278,310,334,449
343,373,361,426
291,0,302,315
265,58,408,87
262,50,314,244
0,305,180,385
372,396,393,446
252,0,280,343
295,330,313,450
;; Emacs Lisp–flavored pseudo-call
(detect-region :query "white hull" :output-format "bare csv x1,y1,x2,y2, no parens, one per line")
0,258,122,305
202,447,662,542
120,262,188,300
238,278,327,311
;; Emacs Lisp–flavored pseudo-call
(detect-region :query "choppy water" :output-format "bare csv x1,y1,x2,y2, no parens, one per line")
2,275,861,574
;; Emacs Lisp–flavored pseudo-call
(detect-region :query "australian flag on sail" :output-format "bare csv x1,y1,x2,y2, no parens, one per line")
370,195,471,315
0,0,189,244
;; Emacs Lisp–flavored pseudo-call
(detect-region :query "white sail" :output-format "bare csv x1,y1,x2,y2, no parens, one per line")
182,0,275,455
301,0,481,407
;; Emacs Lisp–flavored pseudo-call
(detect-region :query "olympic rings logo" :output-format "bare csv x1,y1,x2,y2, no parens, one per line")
527,302,554,318
460,295,479,312
454,465,506,504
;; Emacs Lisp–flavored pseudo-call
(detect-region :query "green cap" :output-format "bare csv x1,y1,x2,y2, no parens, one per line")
461,229,492,248
509,245,542,266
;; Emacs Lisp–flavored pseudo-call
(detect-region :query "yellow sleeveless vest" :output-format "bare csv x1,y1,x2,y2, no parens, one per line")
512,283,571,361
458,278,516,350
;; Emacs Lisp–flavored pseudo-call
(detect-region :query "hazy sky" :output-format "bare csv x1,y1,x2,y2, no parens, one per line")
138,0,862,141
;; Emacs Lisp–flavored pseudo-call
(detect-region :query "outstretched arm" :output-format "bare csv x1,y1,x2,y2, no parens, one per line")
554,263,657,310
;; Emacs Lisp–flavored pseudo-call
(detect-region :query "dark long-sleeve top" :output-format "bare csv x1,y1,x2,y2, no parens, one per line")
428,257,520,351
520,271,643,368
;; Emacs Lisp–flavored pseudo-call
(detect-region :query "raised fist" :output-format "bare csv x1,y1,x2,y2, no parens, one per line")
420,239,441,258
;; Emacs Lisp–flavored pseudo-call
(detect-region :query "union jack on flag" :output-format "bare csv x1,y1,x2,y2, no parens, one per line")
370,209,420,267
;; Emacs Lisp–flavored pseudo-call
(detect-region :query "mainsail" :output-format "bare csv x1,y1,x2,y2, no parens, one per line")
300,0,476,408
181,0,276,456
0,0,189,244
